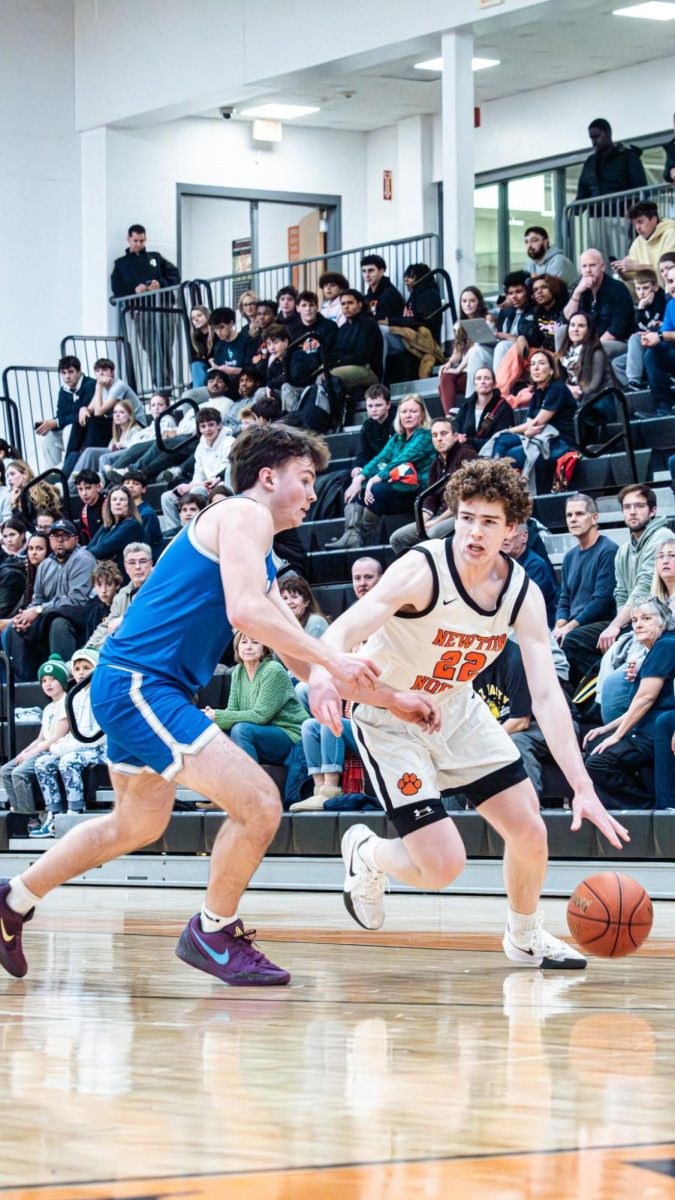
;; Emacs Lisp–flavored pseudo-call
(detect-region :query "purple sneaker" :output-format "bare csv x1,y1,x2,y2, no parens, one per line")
0,879,35,979
175,916,290,986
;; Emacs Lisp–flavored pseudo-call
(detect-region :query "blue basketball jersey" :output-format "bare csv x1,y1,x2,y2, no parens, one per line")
99,503,278,694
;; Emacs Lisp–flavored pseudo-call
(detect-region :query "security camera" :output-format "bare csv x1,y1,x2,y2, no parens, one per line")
219,106,234,120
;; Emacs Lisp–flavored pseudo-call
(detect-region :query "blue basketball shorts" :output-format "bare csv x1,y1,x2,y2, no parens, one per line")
90,663,219,781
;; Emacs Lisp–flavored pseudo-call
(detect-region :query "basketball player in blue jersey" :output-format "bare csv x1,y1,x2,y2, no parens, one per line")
0,425,439,987
309,459,630,970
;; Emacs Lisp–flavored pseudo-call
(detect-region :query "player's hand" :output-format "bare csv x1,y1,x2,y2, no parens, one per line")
329,651,381,694
308,671,343,736
389,692,441,732
571,788,630,849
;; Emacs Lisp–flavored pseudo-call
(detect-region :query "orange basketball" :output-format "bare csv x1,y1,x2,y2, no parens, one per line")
566,872,653,958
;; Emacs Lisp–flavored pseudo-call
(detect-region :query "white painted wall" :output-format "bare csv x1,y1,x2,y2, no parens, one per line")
0,0,81,370
366,127,400,243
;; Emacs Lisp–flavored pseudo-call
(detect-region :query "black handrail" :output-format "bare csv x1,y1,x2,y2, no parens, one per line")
407,266,457,328
19,467,73,524
573,387,640,484
413,470,453,539
155,395,200,454
0,649,16,762
65,674,103,744
0,395,24,459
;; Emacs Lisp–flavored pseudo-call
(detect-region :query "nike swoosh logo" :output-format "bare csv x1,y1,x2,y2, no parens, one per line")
192,929,230,965
443,598,457,606
0,918,14,944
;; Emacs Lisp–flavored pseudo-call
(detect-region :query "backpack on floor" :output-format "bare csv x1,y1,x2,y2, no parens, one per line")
551,451,582,493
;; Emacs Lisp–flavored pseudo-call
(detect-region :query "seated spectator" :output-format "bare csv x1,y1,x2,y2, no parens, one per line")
439,286,496,413
502,522,559,627
563,249,634,361
330,289,383,388
74,470,105,544
522,225,577,289
71,399,144,478
237,290,259,332
584,597,675,809
453,366,514,453
557,314,617,428
390,416,476,556
189,304,213,388
319,272,349,325
88,543,152,648
552,494,619,686
238,366,264,403
279,574,329,638
614,201,675,279
333,394,435,548
285,291,338,404
0,518,28,620
379,263,445,379
62,358,141,478
576,119,646,205
613,271,667,394
34,509,56,535
0,461,11,524
13,531,50,622
160,409,234,533
0,437,20,463
290,703,360,811
87,486,144,571
493,271,536,372
264,325,291,399
209,306,246,383
529,275,568,351
120,470,164,561
244,300,279,375
276,285,302,339
204,633,307,786
641,257,675,416
327,386,395,546
361,254,404,324
76,558,124,643
90,357,145,427
0,654,68,816
6,459,61,525
30,646,106,837
491,350,578,489
178,491,207,526
5,520,95,679
99,391,176,480
351,556,383,599
34,355,95,472
251,395,282,424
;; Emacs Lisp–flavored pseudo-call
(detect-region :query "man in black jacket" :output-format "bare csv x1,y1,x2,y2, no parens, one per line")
331,290,383,387
286,292,338,391
34,356,96,472
360,255,404,322
110,224,181,389
378,263,444,378
563,249,635,359
576,119,646,205
494,272,537,371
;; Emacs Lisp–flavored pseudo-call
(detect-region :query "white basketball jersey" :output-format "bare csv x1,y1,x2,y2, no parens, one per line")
361,538,529,707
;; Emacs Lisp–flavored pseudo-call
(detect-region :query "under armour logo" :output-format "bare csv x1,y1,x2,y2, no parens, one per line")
413,806,434,820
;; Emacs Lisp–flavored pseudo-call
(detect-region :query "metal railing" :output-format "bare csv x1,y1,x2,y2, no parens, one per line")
109,283,192,401
564,182,675,266
19,467,73,523
0,649,16,763
574,387,640,484
1,365,61,467
60,334,135,391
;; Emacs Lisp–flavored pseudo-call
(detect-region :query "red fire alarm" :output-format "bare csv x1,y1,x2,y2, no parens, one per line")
383,170,393,201
474,107,481,128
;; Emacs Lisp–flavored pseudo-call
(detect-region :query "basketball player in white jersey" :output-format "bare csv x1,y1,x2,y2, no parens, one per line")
308,460,629,969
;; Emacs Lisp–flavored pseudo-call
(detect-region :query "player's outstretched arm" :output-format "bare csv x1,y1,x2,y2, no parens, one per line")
217,501,379,695
514,585,630,850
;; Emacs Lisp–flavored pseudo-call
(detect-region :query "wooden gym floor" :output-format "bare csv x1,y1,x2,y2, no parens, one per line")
1,886,675,1200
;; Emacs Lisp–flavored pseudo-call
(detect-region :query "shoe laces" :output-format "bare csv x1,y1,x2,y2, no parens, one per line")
357,867,386,904
234,925,272,967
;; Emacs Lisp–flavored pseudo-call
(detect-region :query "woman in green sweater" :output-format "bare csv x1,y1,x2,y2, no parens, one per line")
205,632,308,771
332,393,435,548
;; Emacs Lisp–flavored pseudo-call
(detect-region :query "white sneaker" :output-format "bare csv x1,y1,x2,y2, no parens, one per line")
503,914,587,970
341,824,386,931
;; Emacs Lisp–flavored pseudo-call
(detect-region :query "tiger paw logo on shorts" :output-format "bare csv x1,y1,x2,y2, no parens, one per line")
398,772,422,796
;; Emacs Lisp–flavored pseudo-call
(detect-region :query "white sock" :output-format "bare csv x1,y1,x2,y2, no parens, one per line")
508,907,539,942
7,876,40,916
200,904,237,934
357,834,382,873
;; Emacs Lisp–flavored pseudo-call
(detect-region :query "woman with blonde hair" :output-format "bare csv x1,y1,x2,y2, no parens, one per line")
238,290,260,334
6,460,61,523
331,393,435,548
189,305,214,387
70,400,143,478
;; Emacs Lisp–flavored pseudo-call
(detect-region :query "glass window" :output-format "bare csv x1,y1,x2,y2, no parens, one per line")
507,172,556,273
474,183,500,295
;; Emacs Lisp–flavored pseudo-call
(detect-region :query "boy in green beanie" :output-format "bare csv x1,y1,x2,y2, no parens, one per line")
0,655,69,819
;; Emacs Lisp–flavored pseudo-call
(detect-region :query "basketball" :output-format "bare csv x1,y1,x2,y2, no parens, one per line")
566,873,653,958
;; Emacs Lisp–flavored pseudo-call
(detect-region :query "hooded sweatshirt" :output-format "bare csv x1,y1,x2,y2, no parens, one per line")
627,219,675,276
524,245,578,290
614,515,673,610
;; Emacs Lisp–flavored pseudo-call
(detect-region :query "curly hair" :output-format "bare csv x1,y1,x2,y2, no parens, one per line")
445,459,533,527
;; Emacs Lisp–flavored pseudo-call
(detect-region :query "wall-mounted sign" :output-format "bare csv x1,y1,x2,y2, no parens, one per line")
383,170,393,202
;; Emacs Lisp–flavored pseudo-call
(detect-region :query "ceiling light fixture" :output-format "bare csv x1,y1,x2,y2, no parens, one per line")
240,103,320,120
414,56,500,71
613,2,675,18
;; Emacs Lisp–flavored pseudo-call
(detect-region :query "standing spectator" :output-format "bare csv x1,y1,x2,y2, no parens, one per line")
351,557,383,600
390,417,476,555
360,255,404,323
614,202,675,278
120,470,164,562
641,263,675,415
279,575,329,639
160,410,234,533
31,646,106,837
453,367,514,453
74,471,105,545
5,522,95,680
319,273,349,325
34,356,95,472
502,522,559,628
204,633,307,776
552,494,619,685
575,119,646,203
110,224,180,298
439,286,496,414
522,226,577,289
613,271,667,394
189,305,213,388
0,655,69,817
330,289,383,388
87,487,144,571
563,249,635,360
276,285,302,339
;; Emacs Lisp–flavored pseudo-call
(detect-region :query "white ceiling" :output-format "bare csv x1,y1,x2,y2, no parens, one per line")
198,0,675,131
